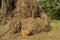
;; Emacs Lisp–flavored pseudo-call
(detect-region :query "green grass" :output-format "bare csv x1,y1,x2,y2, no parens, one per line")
25,20,60,40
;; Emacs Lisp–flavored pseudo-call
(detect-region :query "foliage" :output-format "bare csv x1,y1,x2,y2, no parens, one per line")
39,0,60,19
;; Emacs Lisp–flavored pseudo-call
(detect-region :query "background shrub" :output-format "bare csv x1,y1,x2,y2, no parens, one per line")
38,0,60,20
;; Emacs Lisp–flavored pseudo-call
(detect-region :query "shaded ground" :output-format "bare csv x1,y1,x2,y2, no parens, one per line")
0,20,60,40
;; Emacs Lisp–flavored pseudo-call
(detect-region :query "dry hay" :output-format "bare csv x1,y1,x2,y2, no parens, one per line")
0,0,51,37
21,18,51,36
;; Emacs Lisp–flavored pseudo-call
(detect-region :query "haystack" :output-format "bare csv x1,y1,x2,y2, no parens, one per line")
0,0,51,36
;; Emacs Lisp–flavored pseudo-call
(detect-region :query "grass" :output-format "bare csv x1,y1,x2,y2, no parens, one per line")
0,20,60,40
25,20,60,40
